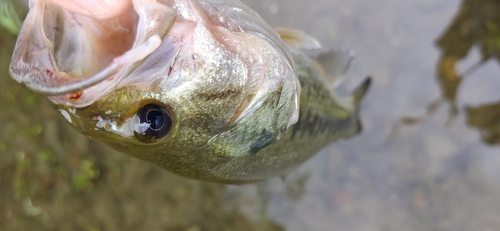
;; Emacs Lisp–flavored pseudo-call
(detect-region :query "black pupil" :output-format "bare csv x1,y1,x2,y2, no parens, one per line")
137,104,172,141
146,109,164,131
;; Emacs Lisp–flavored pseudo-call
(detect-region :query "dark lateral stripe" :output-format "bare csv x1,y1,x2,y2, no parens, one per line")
195,88,242,101
290,110,353,140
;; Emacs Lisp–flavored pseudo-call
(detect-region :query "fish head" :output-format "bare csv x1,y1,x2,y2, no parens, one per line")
10,0,301,171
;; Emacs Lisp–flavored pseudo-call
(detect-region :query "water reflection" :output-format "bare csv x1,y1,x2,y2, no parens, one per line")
436,0,500,144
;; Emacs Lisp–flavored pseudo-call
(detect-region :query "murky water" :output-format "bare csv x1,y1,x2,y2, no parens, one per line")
2,0,500,230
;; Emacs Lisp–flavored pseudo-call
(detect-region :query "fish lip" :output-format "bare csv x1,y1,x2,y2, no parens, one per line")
9,0,174,97
10,0,124,94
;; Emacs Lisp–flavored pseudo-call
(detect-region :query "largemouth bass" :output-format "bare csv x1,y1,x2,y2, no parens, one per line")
9,0,370,183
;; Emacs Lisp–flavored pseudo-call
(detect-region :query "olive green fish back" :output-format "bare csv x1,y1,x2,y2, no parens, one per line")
175,50,367,183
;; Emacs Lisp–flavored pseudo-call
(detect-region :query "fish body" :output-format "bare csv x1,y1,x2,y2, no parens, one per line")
10,0,370,183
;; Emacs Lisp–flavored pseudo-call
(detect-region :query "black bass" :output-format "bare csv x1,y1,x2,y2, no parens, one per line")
9,0,370,183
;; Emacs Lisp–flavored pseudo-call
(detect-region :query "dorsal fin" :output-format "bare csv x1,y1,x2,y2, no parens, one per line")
314,49,354,88
352,77,371,105
275,27,321,49
334,77,371,111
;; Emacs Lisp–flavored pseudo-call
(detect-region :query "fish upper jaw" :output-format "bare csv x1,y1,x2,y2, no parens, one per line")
9,0,176,106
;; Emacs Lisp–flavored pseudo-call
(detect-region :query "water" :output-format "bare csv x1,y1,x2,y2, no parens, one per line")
2,0,500,230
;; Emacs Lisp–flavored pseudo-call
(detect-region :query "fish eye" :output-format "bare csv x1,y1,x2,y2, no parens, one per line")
135,104,172,142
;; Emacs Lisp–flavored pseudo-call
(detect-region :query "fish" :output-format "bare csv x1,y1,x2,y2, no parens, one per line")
9,0,370,184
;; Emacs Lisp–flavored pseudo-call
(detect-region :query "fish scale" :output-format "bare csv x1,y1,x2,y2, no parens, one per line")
193,50,366,183
9,0,369,183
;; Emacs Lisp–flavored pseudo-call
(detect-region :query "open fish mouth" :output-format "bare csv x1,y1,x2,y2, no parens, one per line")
9,0,175,98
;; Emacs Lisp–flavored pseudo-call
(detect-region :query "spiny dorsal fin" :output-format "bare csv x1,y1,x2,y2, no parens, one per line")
335,77,371,111
315,49,354,88
352,77,371,105
275,27,321,49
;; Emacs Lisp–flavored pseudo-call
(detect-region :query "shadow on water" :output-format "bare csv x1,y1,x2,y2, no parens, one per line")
393,0,500,146
437,0,500,145
4,0,500,230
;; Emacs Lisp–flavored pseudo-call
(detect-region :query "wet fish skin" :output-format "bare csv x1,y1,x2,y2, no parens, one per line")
10,0,370,183
61,49,369,184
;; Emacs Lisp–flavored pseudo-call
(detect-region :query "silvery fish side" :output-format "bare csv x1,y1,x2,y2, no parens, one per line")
197,48,371,183
9,0,370,183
